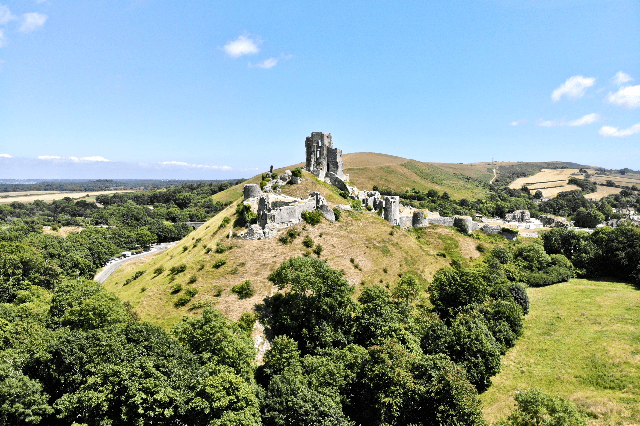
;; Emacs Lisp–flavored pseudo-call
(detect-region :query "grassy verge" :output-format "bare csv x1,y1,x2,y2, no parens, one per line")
482,278,640,425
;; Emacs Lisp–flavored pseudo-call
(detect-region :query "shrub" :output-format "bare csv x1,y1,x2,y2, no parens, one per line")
349,199,362,210
549,253,572,269
238,312,257,333
313,244,323,257
366,205,373,211
338,190,350,199
215,243,232,254
491,246,513,264
182,246,188,252
234,203,257,227
291,168,303,178
174,288,198,307
219,216,231,228
205,247,212,254
212,285,223,297
476,243,486,253
287,228,301,239
302,236,314,248
153,266,165,276
232,280,254,299
501,388,587,426
279,234,292,245
169,264,187,275
509,282,530,315
188,275,197,284
212,258,226,269
170,283,183,294
332,207,342,221
454,220,469,235
301,210,322,226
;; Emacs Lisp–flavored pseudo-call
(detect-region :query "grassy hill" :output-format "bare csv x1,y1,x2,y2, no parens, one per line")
104,176,498,329
481,278,640,425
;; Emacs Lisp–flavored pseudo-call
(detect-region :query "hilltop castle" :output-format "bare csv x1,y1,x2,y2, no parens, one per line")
304,132,349,182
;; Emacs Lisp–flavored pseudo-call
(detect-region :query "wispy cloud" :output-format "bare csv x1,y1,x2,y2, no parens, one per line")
606,85,640,109
19,12,47,33
256,57,278,68
552,75,595,101
38,155,110,162
510,119,527,126
0,30,5,48
0,5,15,24
613,71,633,86
159,161,232,171
0,153,12,158
598,123,640,138
537,113,602,127
223,35,260,58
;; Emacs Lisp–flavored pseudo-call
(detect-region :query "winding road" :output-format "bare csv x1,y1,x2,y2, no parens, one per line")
94,242,177,283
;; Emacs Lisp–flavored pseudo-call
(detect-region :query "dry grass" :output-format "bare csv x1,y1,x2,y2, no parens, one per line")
585,186,623,201
43,226,84,237
0,189,136,204
481,278,640,426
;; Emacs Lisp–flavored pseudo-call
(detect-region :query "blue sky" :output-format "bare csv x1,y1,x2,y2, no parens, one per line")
0,0,639,179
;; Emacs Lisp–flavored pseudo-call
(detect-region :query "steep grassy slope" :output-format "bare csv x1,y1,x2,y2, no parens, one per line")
103,184,492,329
481,278,640,425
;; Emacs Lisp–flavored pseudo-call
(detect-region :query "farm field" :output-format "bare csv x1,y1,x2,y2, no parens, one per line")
509,168,582,197
0,189,136,204
481,278,640,426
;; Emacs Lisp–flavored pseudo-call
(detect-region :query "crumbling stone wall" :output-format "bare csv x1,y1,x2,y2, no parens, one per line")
505,210,531,222
412,211,429,227
304,132,349,181
244,184,261,200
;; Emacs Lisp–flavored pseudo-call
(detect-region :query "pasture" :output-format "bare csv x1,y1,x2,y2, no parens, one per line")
0,189,136,204
482,278,640,425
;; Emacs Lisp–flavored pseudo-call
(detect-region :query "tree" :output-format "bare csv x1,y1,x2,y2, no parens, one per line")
500,388,587,426
573,207,604,228
429,267,491,320
172,308,256,382
259,257,357,354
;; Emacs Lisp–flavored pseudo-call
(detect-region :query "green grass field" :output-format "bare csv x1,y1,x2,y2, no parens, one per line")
482,278,640,425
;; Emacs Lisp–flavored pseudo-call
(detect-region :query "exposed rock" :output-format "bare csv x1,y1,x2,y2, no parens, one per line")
319,204,336,222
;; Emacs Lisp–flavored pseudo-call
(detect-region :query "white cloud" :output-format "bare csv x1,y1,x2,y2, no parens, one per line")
552,75,596,101
223,35,259,58
159,161,232,171
38,155,110,162
0,153,12,158
256,57,278,69
537,113,602,127
0,5,15,24
598,123,640,138
613,71,633,86
606,85,640,109
19,12,47,33
71,156,110,162
0,30,5,48
510,119,527,126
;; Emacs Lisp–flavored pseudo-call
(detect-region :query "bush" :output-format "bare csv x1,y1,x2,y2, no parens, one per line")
491,246,513,264
349,199,362,210
232,280,254,299
219,216,231,229
215,243,232,253
454,220,469,235
302,236,314,248
169,264,187,275
174,288,198,307
212,258,226,269
301,210,322,226
332,207,342,221
291,168,303,178
171,283,183,294
279,234,292,245
509,282,530,315
476,243,486,253
501,388,587,426
235,203,257,227
313,244,323,257
188,275,197,284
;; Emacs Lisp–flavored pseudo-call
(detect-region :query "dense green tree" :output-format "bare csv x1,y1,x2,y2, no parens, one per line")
573,207,604,228
499,388,587,426
259,257,357,354
429,267,491,320
172,308,256,382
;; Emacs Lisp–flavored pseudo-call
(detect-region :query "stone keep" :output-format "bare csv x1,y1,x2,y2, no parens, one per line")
383,196,400,226
244,184,261,200
305,132,349,181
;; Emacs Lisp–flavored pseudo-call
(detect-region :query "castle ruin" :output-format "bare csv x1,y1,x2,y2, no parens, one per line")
305,132,349,182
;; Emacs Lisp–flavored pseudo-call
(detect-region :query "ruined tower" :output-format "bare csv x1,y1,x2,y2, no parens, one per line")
305,132,348,181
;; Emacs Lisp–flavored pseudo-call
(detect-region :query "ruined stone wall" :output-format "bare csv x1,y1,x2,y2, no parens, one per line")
383,196,400,226
412,211,429,227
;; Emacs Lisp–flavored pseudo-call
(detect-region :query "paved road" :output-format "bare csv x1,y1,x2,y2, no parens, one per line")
94,242,177,283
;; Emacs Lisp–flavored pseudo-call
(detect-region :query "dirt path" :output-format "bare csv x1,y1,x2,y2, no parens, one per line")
94,242,177,283
490,167,497,184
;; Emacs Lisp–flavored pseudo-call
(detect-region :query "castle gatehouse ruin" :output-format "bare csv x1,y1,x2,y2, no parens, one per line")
305,132,349,182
